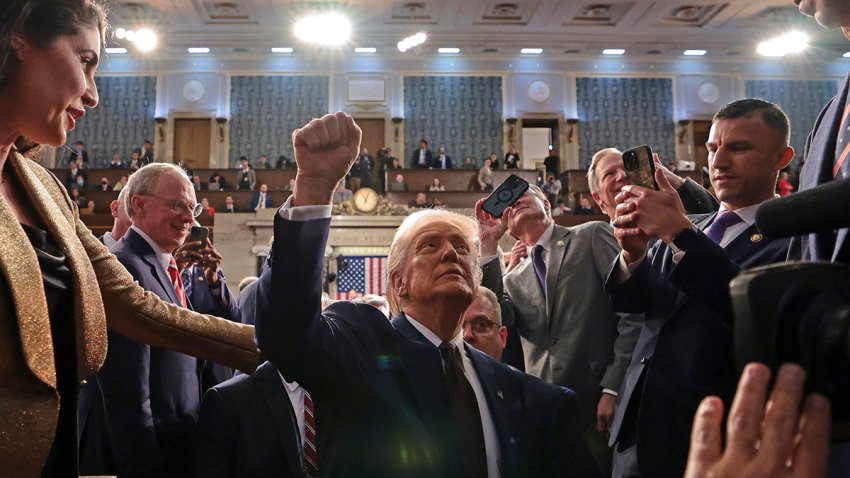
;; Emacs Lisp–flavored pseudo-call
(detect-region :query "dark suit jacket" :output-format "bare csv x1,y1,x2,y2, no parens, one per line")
79,228,202,477
191,361,303,478
236,278,258,326
250,191,273,210
411,148,433,168
256,215,530,477
434,154,453,169
516,373,600,478
606,212,790,477
184,266,242,391
791,72,850,262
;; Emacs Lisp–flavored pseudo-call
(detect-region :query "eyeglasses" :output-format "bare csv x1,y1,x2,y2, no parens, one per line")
140,194,204,218
461,318,500,334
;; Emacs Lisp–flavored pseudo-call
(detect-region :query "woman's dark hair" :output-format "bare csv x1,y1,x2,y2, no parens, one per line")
1,0,108,154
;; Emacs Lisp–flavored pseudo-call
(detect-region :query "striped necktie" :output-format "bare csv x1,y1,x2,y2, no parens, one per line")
167,256,187,308
303,391,319,477
834,102,850,178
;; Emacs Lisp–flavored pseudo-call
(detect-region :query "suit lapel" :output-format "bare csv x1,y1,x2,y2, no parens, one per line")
465,345,522,476
256,362,303,478
124,229,181,304
545,226,571,319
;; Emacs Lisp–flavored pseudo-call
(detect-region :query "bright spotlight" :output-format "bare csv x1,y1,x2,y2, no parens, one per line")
398,32,427,52
115,27,126,40
294,12,351,46
105,47,128,54
134,29,157,52
602,48,626,55
757,31,808,57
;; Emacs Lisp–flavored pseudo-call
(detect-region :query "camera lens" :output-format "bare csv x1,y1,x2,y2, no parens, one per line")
497,189,513,202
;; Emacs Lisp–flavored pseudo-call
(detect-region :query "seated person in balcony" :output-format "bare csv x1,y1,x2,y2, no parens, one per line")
573,194,595,215
504,144,520,169
389,174,408,192
432,196,444,208
209,172,227,190
429,177,445,192
221,196,240,213
409,191,431,208
551,198,571,217
333,182,353,204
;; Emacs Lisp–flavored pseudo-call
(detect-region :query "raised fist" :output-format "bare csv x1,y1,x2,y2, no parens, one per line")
292,112,362,206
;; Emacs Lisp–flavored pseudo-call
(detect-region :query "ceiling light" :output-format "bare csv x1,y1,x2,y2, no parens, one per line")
188,47,210,54
271,47,294,53
114,28,127,40
521,48,543,54
757,31,809,57
603,48,625,55
133,29,157,52
105,47,128,54
398,32,427,52
844,52,850,58
438,47,460,54
683,49,707,56
355,47,376,53
294,12,351,46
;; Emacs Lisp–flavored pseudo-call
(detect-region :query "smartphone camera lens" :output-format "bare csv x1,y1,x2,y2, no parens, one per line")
497,189,513,202
623,152,638,171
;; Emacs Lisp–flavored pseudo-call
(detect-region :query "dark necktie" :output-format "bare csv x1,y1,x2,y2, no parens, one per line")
303,391,319,477
439,342,487,478
834,103,850,178
703,211,743,245
531,244,547,293
181,268,192,301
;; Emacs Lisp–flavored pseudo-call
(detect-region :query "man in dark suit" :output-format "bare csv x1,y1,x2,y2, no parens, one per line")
256,112,543,477
606,99,795,477
68,140,89,166
222,195,240,213
79,163,207,477
191,361,306,478
435,145,453,169
139,139,153,164
476,184,640,475
463,288,599,478
411,138,433,168
250,183,273,210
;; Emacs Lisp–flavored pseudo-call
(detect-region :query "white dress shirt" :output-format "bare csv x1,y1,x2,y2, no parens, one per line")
277,373,308,450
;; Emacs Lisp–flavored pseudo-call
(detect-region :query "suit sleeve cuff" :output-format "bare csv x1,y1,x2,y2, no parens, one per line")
277,196,332,221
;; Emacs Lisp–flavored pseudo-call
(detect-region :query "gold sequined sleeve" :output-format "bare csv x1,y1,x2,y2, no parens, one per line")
77,208,260,373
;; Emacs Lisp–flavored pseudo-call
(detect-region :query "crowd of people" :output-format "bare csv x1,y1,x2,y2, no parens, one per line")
1,1,846,478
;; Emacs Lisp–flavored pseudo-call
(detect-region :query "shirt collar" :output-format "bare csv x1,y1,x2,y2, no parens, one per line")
527,221,556,254
130,225,173,272
406,314,464,349
717,199,769,227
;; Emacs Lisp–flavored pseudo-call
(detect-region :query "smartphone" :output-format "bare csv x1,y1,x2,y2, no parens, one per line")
187,226,208,253
482,174,530,218
622,145,657,190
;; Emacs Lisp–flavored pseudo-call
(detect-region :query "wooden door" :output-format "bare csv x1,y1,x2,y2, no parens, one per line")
692,120,711,176
354,118,385,188
173,119,212,169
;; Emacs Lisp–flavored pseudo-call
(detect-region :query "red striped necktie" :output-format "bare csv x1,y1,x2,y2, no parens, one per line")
167,256,187,308
833,103,850,178
303,391,319,477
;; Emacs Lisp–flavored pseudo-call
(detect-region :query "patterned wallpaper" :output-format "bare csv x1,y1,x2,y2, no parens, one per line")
404,76,504,166
229,76,329,166
576,77,675,169
65,76,156,167
745,79,839,168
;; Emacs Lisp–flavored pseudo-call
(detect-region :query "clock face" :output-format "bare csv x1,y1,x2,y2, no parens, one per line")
353,187,379,212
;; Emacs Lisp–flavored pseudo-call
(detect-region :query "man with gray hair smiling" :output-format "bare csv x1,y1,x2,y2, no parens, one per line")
79,162,210,477
255,112,575,477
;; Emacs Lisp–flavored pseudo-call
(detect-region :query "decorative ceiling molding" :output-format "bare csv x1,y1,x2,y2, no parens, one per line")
193,0,258,24
564,3,635,27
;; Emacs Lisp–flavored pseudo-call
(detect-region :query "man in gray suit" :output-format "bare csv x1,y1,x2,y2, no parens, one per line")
477,185,640,475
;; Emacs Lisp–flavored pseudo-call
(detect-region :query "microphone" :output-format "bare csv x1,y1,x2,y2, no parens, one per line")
756,178,850,238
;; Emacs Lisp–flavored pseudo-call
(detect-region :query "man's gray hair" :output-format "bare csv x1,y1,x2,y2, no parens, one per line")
116,186,129,212
476,287,503,326
122,163,191,218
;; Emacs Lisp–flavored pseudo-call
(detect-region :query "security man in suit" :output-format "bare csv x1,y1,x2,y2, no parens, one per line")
476,184,641,475
607,98,794,477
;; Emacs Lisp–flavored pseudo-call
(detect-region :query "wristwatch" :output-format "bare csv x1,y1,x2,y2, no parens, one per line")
669,223,700,255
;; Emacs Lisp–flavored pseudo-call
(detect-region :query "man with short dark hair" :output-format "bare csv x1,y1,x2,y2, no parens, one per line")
435,145,453,170
607,98,795,477
411,139,433,168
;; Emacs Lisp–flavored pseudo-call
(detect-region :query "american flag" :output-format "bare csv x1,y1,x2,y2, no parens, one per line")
336,256,388,300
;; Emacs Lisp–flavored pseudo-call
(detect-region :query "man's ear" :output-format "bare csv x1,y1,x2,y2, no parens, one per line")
390,271,406,297
590,192,606,214
776,146,795,171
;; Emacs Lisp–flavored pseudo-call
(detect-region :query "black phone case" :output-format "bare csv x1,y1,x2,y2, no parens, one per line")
482,174,530,218
188,226,208,252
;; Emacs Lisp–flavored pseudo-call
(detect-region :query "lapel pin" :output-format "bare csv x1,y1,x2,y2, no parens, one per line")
750,234,763,243
556,240,565,248
497,390,504,400
198,276,205,282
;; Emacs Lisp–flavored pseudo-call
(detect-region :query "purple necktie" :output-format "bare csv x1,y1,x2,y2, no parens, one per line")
531,244,547,293
703,211,743,244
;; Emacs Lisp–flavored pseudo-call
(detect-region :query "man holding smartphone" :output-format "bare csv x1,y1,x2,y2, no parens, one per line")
476,185,640,476
606,99,794,477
